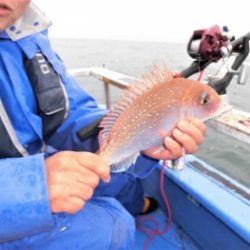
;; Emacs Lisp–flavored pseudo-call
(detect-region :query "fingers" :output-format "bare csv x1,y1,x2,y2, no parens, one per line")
171,119,206,154
51,197,85,214
51,169,100,189
172,129,197,154
143,119,206,161
143,137,184,160
52,151,111,183
45,151,111,214
49,181,94,201
163,137,184,159
190,118,207,135
76,152,110,183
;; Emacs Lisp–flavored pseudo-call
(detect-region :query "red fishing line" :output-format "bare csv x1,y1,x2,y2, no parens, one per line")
137,161,172,250
197,70,204,81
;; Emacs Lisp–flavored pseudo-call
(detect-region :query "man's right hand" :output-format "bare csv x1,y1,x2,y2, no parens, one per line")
45,151,110,214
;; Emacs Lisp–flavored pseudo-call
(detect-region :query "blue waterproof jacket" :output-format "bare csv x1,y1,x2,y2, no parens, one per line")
0,11,157,250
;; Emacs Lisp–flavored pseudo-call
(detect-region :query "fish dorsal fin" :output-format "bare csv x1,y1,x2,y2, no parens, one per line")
99,67,173,150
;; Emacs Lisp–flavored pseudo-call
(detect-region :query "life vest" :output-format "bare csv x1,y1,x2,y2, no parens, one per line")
24,52,68,136
0,49,68,158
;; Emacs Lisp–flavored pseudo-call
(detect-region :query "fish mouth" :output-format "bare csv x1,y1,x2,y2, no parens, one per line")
204,97,232,122
211,104,232,119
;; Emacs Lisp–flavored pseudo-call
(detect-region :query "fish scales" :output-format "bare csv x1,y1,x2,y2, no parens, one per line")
98,69,221,172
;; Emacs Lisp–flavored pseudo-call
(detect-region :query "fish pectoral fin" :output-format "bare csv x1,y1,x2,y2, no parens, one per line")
110,152,140,172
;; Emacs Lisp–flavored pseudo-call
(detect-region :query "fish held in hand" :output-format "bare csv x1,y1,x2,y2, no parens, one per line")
98,68,221,172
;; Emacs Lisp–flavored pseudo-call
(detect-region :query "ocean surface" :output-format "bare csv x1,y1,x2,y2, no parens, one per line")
51,38,250,188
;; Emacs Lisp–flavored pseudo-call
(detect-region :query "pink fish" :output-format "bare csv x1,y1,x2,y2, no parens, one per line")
98,69,221,172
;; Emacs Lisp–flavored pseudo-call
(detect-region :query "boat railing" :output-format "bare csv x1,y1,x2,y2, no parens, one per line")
69,67,132,109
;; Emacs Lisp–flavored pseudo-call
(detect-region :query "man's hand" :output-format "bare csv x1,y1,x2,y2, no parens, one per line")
45,151,110,214
143,118,206,160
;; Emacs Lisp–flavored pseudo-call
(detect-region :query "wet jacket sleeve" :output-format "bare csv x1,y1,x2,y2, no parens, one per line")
0,154,55,243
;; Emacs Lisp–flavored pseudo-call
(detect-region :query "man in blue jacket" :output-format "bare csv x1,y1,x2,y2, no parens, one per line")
0,1,206,249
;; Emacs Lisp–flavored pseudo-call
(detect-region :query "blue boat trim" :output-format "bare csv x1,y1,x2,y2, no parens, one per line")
187,155,250,204
166,155,250,243
142,155,250,249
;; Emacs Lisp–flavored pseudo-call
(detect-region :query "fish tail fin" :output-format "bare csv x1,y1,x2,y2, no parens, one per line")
110,152,140,172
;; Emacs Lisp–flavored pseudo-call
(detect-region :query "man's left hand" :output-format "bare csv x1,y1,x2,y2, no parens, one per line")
143,118,206,160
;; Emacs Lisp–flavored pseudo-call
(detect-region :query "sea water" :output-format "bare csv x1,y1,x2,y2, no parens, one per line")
51,38,250,188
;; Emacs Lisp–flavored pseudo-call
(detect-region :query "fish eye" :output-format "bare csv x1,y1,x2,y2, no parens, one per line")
199,92,210,105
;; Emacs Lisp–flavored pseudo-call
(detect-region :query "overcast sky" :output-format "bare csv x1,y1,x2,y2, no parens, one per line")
33,0,249,43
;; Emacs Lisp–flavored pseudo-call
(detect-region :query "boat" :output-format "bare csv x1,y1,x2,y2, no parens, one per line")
68,27,250,249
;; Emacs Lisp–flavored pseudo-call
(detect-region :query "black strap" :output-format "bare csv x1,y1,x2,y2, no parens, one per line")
77,116,104,142
24,53,67,136
0,116,22,158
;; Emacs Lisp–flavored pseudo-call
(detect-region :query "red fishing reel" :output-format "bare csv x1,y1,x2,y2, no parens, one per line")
187,25,231,62
181,26,250,95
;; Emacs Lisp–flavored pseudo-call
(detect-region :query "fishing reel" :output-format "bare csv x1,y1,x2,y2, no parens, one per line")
181,25,250,95
187,25,231,62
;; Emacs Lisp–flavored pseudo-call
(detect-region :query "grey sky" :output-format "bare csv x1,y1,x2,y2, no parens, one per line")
33,0,249,43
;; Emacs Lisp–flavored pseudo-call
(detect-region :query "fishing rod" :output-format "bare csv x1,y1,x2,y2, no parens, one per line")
180,25,250,95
